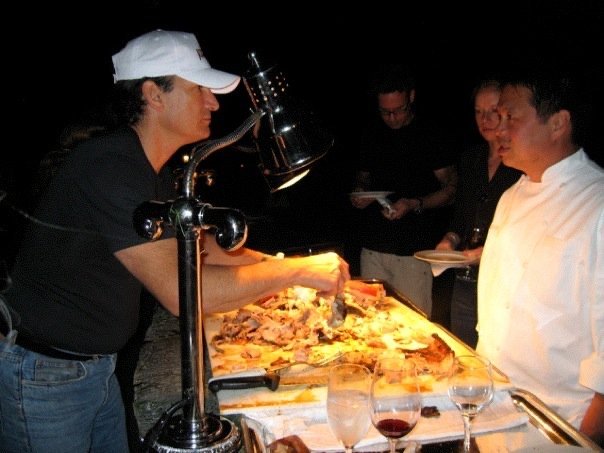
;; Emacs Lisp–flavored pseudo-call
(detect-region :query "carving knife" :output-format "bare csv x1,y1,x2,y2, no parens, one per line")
208,372,328,392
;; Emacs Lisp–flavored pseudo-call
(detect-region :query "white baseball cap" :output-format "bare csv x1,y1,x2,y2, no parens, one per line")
112,29,240,94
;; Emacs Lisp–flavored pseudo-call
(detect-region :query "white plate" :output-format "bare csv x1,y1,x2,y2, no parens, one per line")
349,191,394,199
414,250,475,265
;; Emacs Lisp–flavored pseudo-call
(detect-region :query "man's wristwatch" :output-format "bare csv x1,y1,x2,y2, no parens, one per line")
413,198,424,214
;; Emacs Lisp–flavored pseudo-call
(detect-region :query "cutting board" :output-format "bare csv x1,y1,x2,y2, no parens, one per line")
204,293,511,416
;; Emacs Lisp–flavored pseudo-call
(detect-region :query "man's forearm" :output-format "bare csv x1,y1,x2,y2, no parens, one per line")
200,252,348,314
421,183,456,210
422,165,457,209
201,234,268,265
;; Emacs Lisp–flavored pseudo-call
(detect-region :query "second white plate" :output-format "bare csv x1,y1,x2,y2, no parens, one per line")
349,191,394,199
414,250,474,265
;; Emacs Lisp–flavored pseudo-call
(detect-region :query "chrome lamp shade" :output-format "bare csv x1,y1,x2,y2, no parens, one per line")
244,52,333,192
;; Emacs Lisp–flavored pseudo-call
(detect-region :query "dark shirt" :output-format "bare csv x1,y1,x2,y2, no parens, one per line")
354,118,455,256
449,143,523,247
5,127,176,354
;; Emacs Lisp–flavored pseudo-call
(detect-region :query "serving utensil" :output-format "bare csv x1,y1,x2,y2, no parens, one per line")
328,293,347,327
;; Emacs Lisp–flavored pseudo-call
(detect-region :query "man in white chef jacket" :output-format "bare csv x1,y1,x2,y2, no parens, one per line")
476,71,603,447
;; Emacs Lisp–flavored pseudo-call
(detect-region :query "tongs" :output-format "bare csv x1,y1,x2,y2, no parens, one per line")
328,293,347,327
376,197,395,215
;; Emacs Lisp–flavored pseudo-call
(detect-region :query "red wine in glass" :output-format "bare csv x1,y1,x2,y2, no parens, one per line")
376,418,416,438
370,358,422,453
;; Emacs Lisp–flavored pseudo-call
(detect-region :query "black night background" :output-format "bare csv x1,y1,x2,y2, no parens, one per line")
2,1,604,269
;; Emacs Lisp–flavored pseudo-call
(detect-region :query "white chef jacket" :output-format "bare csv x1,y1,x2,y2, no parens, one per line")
477,149,604,428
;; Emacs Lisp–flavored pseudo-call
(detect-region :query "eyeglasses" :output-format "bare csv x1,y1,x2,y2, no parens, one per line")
378,104,411,117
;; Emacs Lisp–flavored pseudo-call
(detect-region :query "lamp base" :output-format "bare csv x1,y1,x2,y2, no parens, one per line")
147,414,241,453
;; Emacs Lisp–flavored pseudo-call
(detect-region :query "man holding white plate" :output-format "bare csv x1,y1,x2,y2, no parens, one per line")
350,64,457,316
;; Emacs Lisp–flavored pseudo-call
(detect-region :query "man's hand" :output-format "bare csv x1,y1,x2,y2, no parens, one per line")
291,252,350,296
462,246,483,265
580,392,604,447
382,198,417,220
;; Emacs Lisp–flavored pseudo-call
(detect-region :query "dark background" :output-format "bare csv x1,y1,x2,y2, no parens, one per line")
2,0,604,268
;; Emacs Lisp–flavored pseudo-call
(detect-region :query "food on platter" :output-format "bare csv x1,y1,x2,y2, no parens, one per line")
207,280,454,380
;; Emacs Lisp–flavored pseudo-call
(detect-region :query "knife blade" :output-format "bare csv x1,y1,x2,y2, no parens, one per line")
208,372,280,392
208,371,328,392
280,373,328,386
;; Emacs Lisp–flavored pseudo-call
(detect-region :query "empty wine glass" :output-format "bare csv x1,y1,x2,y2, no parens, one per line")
447,354,494,452
326,363,372,453
457,226,486,282
369,357,422,453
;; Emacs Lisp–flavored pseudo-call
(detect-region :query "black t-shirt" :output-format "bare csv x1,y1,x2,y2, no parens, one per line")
5,127,176,353
353,118,455,255
449,143,523,247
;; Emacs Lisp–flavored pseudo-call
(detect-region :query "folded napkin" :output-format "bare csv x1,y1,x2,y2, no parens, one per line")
431,263,458,277
245,391,528,452
431,260,474,277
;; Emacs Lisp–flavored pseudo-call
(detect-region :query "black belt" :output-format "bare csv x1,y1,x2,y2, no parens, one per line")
14,334,100,361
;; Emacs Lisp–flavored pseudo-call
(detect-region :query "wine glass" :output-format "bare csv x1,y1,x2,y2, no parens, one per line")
447,354,494,452
369,357,422,453
457,226,486,282
326,363,372,453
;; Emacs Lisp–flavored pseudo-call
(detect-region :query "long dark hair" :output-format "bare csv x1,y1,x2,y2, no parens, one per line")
112,76,174,126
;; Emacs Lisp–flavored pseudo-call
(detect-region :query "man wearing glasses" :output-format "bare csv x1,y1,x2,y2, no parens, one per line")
350,64,457,317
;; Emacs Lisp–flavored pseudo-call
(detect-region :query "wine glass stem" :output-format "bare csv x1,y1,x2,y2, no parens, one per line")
345,448,353,453
462,414,472,452
389,438,397,453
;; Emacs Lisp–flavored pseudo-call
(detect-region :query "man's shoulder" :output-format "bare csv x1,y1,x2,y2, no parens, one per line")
76,127,138,152
68,127,143,167
567,150,604,189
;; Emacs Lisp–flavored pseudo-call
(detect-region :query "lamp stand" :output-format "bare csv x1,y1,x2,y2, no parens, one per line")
143,225,240,453
138,113,264,453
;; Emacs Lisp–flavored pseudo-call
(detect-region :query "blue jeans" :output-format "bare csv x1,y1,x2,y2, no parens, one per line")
450,276,478,348
0,339,128,453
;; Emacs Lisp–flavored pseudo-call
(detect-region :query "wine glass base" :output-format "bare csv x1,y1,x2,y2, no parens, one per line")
419,438,479,453
454,267,478,282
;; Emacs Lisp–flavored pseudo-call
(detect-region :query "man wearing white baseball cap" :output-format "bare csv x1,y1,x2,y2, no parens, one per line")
0,29,349,452
112,29,240,94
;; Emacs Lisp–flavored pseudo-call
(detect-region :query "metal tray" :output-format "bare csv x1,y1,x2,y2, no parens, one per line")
510,389,601,450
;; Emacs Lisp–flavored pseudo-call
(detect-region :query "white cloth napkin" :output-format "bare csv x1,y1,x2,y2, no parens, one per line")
431,263,457,277
245,391,528,452
432,261,473,277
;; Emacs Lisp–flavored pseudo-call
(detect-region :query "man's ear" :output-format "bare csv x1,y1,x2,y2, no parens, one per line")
409,89,416,105
141,80,164,110
550,109,571,138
